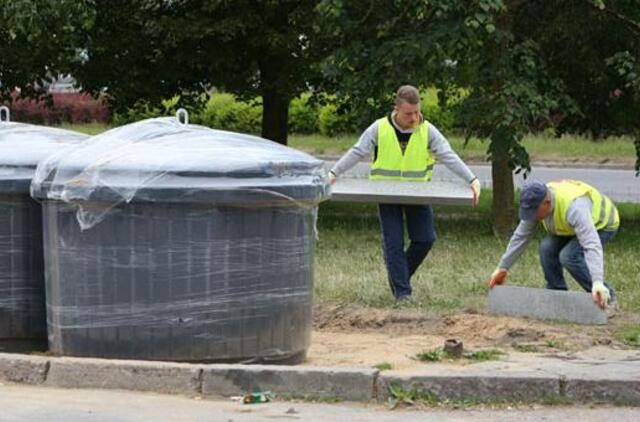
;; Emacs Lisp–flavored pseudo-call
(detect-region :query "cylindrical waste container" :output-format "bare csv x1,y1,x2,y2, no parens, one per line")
32,113,329,363
0,108,87,343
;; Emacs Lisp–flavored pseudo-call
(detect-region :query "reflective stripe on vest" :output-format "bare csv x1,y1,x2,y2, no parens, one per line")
369,117,435,182
542,180,620,235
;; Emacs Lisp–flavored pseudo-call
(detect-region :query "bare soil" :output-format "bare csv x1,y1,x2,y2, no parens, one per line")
304,304,637,370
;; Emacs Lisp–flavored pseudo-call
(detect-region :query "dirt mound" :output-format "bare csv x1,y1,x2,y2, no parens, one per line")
309,304,627,370
313,304,438,335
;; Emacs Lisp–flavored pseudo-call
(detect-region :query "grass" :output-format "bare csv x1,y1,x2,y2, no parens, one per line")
414,347,504,363
289,132,636,165
315,193,640,314
373,362,393,371
511,343,540,353
59,123,636,165
58,122,111,135
615,325,640,348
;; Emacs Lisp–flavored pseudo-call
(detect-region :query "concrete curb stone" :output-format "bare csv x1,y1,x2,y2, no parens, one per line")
201,365,378,401
378,373,560,402
564,378,640,405
0,353,49,385
2,352,640,405
45,357,202,395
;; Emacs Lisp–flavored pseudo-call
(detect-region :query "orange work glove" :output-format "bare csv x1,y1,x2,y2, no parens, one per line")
488,268,508,289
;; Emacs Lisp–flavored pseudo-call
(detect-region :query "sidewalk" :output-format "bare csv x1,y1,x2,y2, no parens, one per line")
2,347,639,405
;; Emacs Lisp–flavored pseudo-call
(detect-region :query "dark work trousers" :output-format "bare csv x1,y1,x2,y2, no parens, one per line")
539,229,617,297
378,204,436,299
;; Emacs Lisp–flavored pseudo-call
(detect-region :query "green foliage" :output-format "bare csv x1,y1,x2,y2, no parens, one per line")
422,104,455,133
0,0,94,102
387,383,439,408
415,349,444,362
64,1,327,143
511,343,540,353
318,101,359,136
415,347,504,362
111,96,181,126
196,93,262,135
616,324,640,348
373,362,393,371
288,93,319,134
462,349,505,362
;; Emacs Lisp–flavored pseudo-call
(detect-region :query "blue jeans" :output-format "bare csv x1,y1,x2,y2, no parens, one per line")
378,204,436,299
539,229,617,296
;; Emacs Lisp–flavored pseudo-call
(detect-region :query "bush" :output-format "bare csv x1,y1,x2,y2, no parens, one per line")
422,104,455,133
197,93,262,134
288,93,318,134
5,93,110,125
318,101,359,136
111,96,180,126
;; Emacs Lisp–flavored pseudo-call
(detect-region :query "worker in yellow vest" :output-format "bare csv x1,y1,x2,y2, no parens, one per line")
329,85,481,302
488,180,619,309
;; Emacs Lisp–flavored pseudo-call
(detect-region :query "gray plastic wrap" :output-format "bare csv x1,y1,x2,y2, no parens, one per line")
0,122,87,193
0,121,87,341
34,115,330,363
32,116,329,229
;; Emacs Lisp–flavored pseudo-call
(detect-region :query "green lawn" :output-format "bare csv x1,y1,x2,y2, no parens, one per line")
290,133,636,164
60,123,636,165
314,193,640,314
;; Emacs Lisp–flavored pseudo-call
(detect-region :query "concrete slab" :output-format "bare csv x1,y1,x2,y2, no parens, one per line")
0,353,49,384
202,365,377,401
488,285,607,325
330,179,472,205
46,357,201,395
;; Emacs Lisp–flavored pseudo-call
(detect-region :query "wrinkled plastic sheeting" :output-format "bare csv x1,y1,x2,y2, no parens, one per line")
43,198,316,362
0,122,88,189
31,117,330,230
0,194,46,339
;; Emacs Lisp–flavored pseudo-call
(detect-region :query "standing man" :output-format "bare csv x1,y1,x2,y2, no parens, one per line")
328,85,481,302
488,180,619,309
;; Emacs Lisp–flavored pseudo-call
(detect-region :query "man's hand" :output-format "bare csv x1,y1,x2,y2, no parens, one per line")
470,178,481,207
591,280,610,310
328,171,337,185
488,268,508,289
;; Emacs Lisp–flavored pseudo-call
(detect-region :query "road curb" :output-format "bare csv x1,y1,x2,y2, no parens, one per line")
0,353,377,402
378,373,560,403
1,352,639,405
202,365,377,401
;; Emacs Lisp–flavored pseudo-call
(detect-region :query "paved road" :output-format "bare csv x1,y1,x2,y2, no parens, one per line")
2,384,639,422
328,161,640,202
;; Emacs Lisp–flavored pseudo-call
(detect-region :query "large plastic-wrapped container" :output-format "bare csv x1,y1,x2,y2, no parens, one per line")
31,113,329,363
0,108,87,342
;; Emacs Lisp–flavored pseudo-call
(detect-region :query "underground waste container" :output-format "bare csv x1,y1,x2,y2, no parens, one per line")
31,112,329,363
0,107,87,343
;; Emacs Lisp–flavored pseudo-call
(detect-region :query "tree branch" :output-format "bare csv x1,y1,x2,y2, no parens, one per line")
585,0,640,35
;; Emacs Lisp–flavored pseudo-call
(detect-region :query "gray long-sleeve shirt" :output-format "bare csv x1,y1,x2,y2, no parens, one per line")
329,117,476,183
498,193,606,282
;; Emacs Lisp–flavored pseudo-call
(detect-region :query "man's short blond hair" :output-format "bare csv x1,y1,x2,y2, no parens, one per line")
395,85,421,105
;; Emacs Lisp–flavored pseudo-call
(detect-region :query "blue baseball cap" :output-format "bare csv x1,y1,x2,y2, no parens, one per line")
519,181,548,221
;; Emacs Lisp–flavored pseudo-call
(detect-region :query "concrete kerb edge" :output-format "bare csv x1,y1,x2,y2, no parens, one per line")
2,353,640,405
378,373,561,403
0,353,378,402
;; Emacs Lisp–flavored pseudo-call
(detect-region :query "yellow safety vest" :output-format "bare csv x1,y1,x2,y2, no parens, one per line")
369,117,434,182
542,180,619,236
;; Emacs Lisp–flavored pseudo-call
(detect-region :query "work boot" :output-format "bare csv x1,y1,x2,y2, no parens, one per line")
394,295,421,308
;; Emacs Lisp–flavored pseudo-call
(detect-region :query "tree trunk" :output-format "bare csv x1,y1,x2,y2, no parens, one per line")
491,157,516,238
261,87,289,145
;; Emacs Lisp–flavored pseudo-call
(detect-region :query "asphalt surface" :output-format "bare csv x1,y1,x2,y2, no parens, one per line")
2,384,640,422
